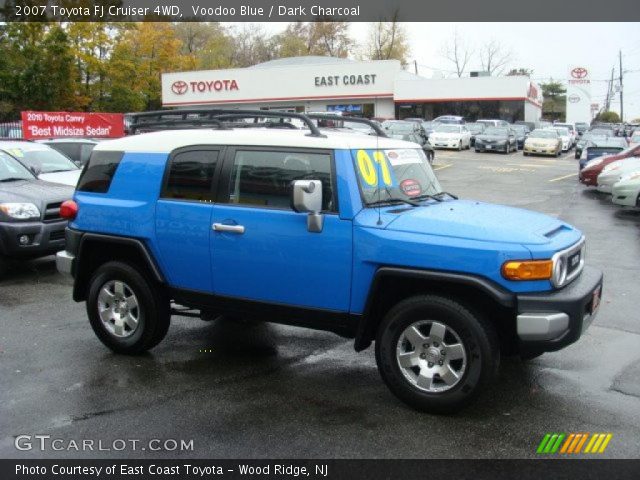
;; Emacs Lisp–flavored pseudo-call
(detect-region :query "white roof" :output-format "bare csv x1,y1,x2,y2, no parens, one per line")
94,128,419,153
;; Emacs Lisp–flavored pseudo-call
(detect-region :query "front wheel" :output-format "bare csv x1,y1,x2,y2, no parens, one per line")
375,295,499,414
86,261,170,354
458,141,462,151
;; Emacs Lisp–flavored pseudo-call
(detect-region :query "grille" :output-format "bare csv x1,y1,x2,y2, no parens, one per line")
43,202,62,222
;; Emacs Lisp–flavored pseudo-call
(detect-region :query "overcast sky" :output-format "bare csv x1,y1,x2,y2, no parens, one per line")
245,22,640,120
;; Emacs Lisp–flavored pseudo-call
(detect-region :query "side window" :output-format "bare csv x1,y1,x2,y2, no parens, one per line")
79,144,96,165
228,150,335,212
77,151,124,193
162,149,219,202
50,143,80,161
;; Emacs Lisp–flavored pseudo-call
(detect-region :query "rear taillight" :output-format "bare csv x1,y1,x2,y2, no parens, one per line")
60,200,78,220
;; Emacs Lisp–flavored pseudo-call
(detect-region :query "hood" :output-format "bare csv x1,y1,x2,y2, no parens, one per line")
38,170,81,187
0,179,74,209
526,138,556,145
431,132,461,138
383,199,569,245
477,134,508,141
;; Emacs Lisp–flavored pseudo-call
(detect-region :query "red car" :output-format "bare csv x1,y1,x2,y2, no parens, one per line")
579,144,640,186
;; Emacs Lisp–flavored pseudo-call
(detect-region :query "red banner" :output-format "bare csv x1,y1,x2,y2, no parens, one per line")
21,111,125,139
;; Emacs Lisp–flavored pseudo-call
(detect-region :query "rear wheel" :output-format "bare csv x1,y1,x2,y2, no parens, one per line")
86,261,170,354
458,141,463,151
375,295,499,414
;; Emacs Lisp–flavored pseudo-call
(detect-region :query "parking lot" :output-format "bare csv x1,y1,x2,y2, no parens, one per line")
1,148,639,459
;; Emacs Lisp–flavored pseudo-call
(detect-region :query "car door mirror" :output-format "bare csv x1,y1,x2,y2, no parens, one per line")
291,180,324,233
30,165,41,176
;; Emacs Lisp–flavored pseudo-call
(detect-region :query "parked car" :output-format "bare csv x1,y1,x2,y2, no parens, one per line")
387,132,435,163
0,141,81,187
523,129,562,157
474,126,518,153
510,124,530,149
612,171,640,207
383,120,428,145
428,124,472,150
466,122,486,146
554,122,578,146
575,132,608,159
515,120,536,132
0,150,73,276
38,138,100,167
421,121,436,140
596,157,640,193
579,144,640,186
578,137,630,170
432,115,465,125
549,127,572,152
55,109,602,414
476,119,510,128
575,122,589,136
628,131,640,148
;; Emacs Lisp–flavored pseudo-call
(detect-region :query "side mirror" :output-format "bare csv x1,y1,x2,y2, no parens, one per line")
30,165,41,176
291,180,324,233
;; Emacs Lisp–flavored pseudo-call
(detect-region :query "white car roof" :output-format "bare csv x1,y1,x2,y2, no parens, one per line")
94,128,419,153
0,140,56,151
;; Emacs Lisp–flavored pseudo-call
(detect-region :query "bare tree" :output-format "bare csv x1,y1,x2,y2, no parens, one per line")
363,12,410,66
441,29,472,77
480,39,514,76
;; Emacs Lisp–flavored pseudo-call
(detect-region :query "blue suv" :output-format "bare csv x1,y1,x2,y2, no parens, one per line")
57,111,603,413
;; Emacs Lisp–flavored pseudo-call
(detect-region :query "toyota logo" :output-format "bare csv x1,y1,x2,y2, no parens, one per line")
171,81,188,95
571,67,588,79
569,94,581,103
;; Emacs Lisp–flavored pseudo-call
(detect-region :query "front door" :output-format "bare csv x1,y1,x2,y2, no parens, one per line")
211,147,352,312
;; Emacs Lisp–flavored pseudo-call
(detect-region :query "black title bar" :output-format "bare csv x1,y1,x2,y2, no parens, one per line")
1,0,640,22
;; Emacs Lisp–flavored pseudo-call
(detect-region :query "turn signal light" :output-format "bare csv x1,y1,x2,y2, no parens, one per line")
60,200,78,220
501,260,553,281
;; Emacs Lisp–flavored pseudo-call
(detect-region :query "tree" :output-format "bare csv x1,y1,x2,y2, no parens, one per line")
479,39,513,76
441,29,472,78
595,111,621,123
227,24,276,67
273,22,353,59
363,16,410,66
541,80,567,121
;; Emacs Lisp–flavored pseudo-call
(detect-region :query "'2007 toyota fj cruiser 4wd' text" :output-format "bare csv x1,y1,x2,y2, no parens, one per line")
57,111,603,413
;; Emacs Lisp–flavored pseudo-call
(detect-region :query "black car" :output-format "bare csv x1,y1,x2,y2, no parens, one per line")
510,124,530,149
575,132,608,159
0,150,73,275
575,122,589,136
383,120,428,145
466,122,486,146
474,126,518,153
388,132,435,163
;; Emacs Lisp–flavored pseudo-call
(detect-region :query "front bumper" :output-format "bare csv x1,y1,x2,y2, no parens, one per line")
476,142,507,151
524,145,556,155
431,140,461,149
579,170,598,186
0,219,67,258
516,266,603,355
596,182,613,193
612,185,639,206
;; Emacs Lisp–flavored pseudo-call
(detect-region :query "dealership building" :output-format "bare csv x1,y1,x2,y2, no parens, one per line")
161,57,542,122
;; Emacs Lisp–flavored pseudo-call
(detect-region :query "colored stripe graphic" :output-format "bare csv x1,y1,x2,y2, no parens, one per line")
539,433,612,454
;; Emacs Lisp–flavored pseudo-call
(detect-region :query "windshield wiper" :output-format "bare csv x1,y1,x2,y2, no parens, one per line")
0,177,28,182
434,191,458,200
45,169,74,173
411,193,443,202
368,197,420,207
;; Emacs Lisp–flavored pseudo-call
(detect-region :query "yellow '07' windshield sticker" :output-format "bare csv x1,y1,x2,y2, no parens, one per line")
355,149,395,188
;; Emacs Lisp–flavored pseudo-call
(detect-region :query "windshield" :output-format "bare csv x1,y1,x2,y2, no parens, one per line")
467,123,485,133
511,125,527,133
352,148,442,205
553,128,570,136
434,125,461,133
3,146,79,173
386,122,414,134
529,130,557,139
483,127,508,136
0,151,35,181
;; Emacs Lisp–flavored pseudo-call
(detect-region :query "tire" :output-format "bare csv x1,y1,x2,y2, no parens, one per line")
86,261,170,354
475,148,481,153
375,295,500,414
458,141,462,151
523,151,529,156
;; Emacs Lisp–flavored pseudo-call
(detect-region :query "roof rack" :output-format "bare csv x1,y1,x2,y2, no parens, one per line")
128,109,326,137
304,113,387,137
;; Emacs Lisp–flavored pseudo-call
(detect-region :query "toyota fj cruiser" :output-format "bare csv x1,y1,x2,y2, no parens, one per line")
56,110,603,413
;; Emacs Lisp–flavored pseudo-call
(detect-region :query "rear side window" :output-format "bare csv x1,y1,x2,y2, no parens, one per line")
162,149,219,202
77,151,124,193
48,143,80,162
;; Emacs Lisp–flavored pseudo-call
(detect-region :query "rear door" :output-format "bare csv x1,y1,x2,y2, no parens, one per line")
210,147,352,311
155,147,222,292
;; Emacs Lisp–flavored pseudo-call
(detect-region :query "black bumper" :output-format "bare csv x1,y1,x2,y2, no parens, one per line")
516,266,604,355
0,220,67,258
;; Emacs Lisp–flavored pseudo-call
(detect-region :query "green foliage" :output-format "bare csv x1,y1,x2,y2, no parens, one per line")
541,80,567,122
594,111,621,123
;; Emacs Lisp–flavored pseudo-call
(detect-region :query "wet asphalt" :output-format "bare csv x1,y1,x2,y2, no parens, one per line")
1,148,639,459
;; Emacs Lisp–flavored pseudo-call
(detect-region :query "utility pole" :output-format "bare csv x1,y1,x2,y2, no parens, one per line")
619,50,624,122
605,68,614,112
414,60,418,76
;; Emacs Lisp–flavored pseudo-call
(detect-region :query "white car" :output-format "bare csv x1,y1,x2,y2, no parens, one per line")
428,124,472,150
549,127,572,152
612,171,640,207
0,141,81,187
597,157,640,193
628,132,640,149
554,122,578,146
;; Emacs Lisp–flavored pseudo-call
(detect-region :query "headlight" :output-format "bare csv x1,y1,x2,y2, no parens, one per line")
602,164,619,173
0,202,41,220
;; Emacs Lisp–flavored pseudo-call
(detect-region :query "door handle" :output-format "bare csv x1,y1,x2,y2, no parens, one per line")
212,223,245,234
